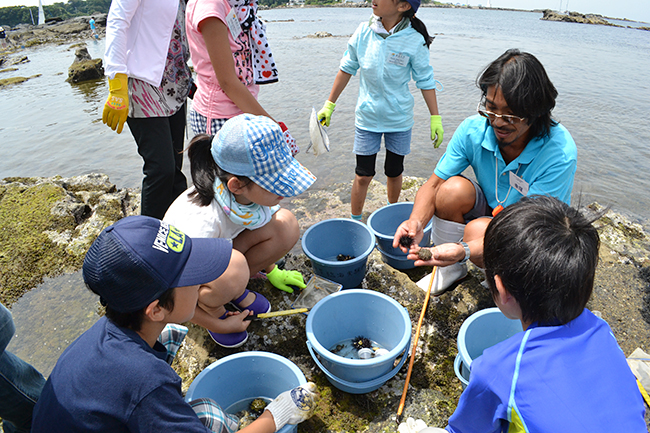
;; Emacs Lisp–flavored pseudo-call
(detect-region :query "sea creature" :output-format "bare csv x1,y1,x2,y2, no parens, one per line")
418,248,432,261
352,335,371,350
337,254,355,261
249,398,268,416
307,107,330,156
399,235,414,249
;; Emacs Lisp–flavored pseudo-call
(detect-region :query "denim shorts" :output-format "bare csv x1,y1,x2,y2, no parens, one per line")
353,127,412,156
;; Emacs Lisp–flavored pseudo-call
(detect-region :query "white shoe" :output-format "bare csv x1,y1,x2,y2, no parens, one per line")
416,262,468,295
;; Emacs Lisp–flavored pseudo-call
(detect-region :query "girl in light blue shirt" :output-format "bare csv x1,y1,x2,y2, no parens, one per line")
318,0,442,219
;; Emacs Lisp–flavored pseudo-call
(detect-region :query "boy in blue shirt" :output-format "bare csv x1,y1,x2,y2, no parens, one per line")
441,195,646,432
31,216,317,433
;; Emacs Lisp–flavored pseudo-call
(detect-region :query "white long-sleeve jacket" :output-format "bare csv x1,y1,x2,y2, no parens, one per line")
104,0,178,86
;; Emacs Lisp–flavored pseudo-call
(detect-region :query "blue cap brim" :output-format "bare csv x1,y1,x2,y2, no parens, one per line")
175,237,232,288
251,158,316,198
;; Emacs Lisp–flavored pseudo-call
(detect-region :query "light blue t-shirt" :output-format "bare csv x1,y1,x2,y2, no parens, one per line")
339,20,437,133
435,115,577,209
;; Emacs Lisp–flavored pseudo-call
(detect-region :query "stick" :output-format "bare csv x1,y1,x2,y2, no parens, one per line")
243,308,309,321
396,266,437,425
638,379,650,408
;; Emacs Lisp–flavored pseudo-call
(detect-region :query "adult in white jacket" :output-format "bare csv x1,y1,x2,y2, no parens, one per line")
103,0,191,219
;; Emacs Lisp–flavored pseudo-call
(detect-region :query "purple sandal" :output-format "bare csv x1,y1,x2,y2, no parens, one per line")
231,289,271,316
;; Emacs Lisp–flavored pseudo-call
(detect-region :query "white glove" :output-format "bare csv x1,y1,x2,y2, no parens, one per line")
265,382,318,432
398,417,428,433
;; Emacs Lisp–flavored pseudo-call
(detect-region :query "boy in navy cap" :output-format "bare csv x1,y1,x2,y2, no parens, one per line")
31,216,317,433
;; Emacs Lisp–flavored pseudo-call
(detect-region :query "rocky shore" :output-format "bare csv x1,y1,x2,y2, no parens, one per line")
1,174,649,431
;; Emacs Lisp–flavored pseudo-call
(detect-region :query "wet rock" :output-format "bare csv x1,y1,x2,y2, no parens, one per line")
67,46,103,83
0,174,139,306
0,74,41,87
541,9,617,26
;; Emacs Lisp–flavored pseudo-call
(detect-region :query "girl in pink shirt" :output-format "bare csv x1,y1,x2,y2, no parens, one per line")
186,0,297,154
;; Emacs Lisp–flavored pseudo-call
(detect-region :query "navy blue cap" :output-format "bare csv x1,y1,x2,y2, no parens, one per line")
406,0,420,12
83,216,232,313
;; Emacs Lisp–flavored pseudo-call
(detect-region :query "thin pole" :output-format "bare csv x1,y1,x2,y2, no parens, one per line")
396,266,437,425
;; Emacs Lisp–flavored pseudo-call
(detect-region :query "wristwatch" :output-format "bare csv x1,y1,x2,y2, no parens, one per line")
457,241,470,264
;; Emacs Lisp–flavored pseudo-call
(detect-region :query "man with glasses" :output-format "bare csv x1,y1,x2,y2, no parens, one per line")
393,49,577,294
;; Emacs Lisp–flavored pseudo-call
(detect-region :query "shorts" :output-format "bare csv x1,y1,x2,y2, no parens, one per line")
462,176,491,223
353,127,412,156
189,109,228,136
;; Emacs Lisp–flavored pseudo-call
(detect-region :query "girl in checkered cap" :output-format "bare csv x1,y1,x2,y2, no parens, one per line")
165,114,316,348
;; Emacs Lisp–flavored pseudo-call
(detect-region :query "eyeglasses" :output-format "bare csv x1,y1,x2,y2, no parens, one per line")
477,101,526,125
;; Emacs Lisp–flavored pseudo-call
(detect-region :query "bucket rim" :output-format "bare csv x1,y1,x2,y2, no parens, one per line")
367,202,433,241
301,218,375,266
305,289,412,367
184,351,306,402
457,307,521,369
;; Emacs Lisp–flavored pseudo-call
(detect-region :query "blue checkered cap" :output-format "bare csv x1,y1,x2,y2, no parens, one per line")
211,114,316,197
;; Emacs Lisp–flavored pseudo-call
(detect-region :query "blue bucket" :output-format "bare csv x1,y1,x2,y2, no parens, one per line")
455,307,523,385
367,203,432,268
306,289,411,394
377,248,415,270
301,218,375,289
185,351,306,433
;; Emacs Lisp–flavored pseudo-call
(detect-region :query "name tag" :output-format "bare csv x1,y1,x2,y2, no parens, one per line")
509,171,529,196
225,8,242,39
387,52,408,67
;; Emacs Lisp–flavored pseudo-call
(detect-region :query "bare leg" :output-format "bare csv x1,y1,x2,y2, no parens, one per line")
386,174,402,204
233,208,299,276
351,174,373,216
191,250,249,333
434,176,477,223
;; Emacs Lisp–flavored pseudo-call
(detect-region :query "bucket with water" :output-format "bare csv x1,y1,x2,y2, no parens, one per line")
305,289,411,394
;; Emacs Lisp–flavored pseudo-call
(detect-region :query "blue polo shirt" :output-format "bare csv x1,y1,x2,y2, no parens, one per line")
435,115,577,209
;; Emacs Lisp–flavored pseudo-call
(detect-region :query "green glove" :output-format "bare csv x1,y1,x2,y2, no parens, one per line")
317,100,336,127
103,73,129,134
266,266,306,294
430,115,444,148
265,382,319,431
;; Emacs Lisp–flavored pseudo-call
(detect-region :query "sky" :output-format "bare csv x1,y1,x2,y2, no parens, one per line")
0,0,648,23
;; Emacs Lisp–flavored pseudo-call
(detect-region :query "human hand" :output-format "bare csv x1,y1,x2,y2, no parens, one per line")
408,243,464,267
266,267,306,294
102,73,129,134
265,382,319,431
218,310,252,333
278,121,299,156
393,219,424,253
430,115,443,148
317,100,336,127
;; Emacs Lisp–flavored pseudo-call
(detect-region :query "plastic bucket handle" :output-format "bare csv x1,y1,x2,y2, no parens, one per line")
306,336,410,390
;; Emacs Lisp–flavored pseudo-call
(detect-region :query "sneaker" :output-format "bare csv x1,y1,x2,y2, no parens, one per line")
208,330,248,348
416,262,468,295
231,289,271,316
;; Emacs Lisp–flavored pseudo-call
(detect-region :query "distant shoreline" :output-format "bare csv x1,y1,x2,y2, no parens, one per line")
263,3,649,26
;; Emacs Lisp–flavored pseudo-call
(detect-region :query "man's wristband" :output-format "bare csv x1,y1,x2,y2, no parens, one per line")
457,241,470,264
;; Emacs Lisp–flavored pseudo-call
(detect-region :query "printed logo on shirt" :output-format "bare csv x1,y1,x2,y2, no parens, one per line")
387,52,408,67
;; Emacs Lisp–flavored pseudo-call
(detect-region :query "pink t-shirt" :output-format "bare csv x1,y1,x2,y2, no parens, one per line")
186,0,259,119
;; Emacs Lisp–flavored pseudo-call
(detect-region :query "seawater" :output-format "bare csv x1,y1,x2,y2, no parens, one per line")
3,7,650,374
329,337,387,359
